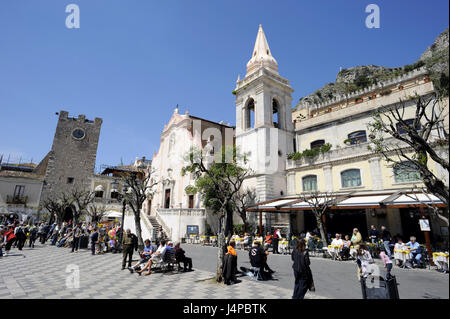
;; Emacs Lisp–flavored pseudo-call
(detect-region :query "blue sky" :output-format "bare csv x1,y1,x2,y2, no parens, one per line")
0,0,448,168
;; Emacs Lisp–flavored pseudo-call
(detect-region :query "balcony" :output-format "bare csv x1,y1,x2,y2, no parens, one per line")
157,208,206,217
6,195,28,205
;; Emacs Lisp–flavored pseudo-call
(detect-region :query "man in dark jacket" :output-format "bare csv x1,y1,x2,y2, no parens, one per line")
249,242,273,280
291,239,313,299
121,229,138,270
90,228,99,255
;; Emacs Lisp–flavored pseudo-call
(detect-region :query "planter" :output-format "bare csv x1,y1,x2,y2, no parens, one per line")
355,98,363,104
424,77,431,83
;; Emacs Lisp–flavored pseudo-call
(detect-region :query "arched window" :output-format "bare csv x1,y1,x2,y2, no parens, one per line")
111,190,119,199
348,130,367,144
394,161,421,183
94,185,104,198
396,119,421,134
244,99,255,130
272,99,280,129
310,139,325,149
341,169,362,188
302,175,318,192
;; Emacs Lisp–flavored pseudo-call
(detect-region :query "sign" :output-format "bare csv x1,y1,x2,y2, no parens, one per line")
186,225,199,236
419,219,431,232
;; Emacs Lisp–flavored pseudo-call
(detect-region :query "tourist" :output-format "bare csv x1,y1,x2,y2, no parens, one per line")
380,226,392,258
174,242,193,272
243,233,251,250
57,229,72,247
406,236,422,268
291,239,313,299
351,228,362,247
129,239,155,273
272,228,282,254
356,243,373,279
249,241,272,280
0,226,6,256
90,228,99,255
223,240,239,285
14,224,27,251
330,233,343,260
71,223,82,253
121,229,138,270
378,246,393,279
394,238,406,267
3,226,16,256
38,222,46,244
263,232,272,250
340,235,352,260
369,225,379,244
28,225,38,248
137,240,167,276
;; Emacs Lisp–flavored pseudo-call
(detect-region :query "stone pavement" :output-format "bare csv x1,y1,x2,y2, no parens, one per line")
0,244,326,299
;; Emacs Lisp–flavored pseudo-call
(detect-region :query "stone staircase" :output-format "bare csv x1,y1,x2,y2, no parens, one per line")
147,215,169,241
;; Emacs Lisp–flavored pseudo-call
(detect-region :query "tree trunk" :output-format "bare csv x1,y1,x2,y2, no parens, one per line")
316,215,328,247
134,213,144,250
216,214,226,282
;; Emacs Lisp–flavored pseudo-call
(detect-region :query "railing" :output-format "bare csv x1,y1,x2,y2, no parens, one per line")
154,210,173,240
157,208,206,217
6,195,28,205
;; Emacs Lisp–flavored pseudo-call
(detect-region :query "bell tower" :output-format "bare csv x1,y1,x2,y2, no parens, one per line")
235,25,294,202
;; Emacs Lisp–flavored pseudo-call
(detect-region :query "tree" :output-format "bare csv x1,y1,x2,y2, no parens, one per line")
404,187,449,227
87,203,107,223
232,187,256,233
41,192,72,226
367,92,449,209
69,188,95,224
121,168,158,250
298,191,337,246
182,146,251,282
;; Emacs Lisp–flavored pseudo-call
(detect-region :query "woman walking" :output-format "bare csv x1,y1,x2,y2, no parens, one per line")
291,239,313,299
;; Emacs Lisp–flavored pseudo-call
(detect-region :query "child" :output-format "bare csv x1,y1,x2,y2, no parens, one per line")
378,247,393,279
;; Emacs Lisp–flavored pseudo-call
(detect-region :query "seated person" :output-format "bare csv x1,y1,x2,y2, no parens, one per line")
394,238,406,266
330,233,343,259
57,230,72,247
243,233,251,249
248,241,273,280
174,242,193,271
263,232,272,250
223,241,239,285
137,240,167,276
340,235,352,260
406,236,422,268
108,238,118,253
129,239,155,273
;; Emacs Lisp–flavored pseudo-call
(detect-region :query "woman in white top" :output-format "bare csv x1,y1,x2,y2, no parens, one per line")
356,243,373,279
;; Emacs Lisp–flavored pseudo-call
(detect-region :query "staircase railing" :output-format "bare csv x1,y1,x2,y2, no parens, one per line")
140,211,155,241
154,209,172,240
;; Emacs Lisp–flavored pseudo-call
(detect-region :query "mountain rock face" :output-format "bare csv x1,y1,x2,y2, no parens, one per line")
295,27,449,110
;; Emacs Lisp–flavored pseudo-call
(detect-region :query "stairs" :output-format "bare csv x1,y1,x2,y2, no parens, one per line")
147,215,169,241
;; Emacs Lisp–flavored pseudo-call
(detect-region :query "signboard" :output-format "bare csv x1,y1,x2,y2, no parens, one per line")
419,219,431,232
186,225,199,236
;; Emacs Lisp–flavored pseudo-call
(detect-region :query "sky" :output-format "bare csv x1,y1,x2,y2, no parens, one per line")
0,0,448,169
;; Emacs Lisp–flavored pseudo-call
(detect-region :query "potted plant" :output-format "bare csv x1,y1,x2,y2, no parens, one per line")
344,138,352,145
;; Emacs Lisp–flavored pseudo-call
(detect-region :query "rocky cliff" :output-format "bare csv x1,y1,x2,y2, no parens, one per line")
295,27,449,110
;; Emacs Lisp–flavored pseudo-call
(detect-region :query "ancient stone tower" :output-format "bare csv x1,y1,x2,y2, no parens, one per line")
40,110,102,203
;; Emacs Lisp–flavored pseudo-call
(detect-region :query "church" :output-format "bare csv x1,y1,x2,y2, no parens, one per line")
147,25,449,247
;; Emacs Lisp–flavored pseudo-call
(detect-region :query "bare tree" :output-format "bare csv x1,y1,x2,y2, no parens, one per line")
404,187,449,227
87,203,107,224
122,168,158,249
298,191,337,246
41,192,72,226
69,188,95,224
232,187,256,232
368,93,449,207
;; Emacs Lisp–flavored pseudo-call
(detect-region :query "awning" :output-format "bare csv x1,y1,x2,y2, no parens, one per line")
247,191,445,212
104,211,122,218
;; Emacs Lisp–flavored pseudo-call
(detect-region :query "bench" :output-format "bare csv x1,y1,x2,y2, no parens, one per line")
151,249,180,273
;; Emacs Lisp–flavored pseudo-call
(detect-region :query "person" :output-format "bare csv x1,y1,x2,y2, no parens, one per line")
137,240,167,276
406,236,422,268
263,232,272,250
340,235,352,260
378,246,393,279
121,229,138,270
291,239,313,299
71,223,82,253
243,233,251,250
0,226,5,257
351,228,362,247
14,224,27,251
223,240,239,285
129,239,155,273
57,229,72,247
28,225,38,248
90,228,99,255
369,225,380,244
248,241,272,280
356,243,373,279
108,237,118,253
174,242,193,272
3,226,16,256
380,226,392,258
272,228,282,254
394,238,406,267
330,233,343,260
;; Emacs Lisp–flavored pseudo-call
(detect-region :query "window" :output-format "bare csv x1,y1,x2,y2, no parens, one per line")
67,177,74,184
341,169,362,188
396,119,421,134
245,99,255,129
111,191,119,199
394,161,421,183
188,195,194,209
95,191,104,198
302,175,318,192
293,138,297,153
13,185,25,198
272,99,280,129
348,131,367,144
310,140,325,149
164,189,171,209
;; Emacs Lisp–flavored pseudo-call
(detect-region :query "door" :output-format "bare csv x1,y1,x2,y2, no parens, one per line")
164,189,171,209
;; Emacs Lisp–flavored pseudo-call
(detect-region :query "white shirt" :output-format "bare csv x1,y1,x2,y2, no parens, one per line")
331,238,343,247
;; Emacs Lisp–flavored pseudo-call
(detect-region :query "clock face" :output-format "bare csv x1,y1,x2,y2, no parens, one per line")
72,128,85,139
